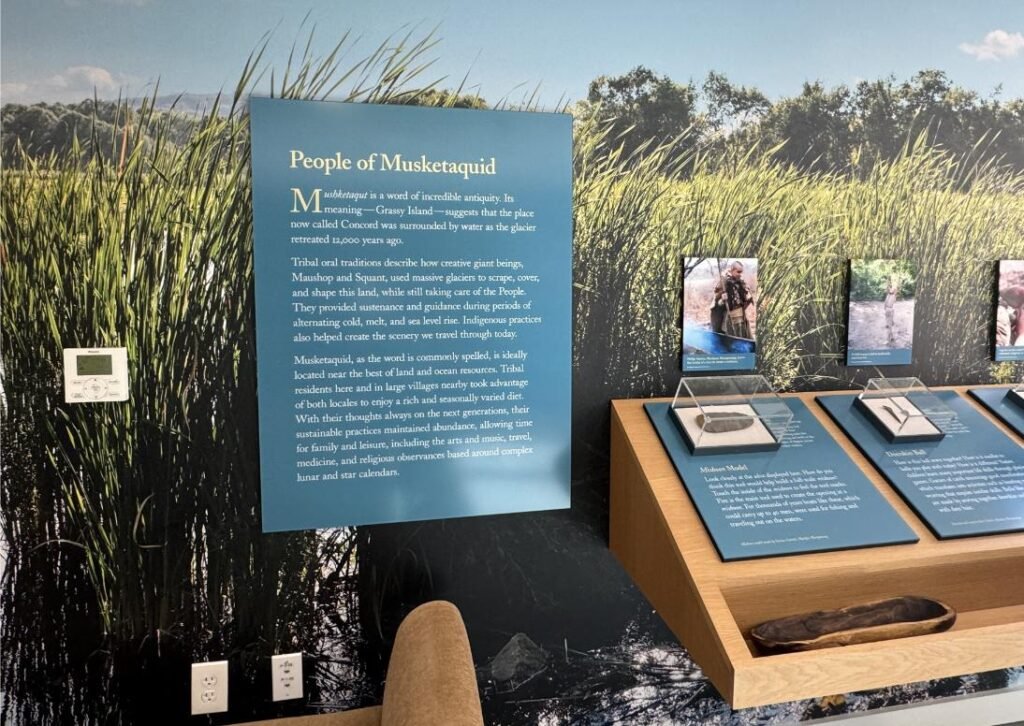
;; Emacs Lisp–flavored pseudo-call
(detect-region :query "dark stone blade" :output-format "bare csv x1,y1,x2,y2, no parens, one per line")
696,411,755,433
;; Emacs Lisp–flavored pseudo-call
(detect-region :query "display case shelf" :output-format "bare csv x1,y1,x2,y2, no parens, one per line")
610,386,1024,708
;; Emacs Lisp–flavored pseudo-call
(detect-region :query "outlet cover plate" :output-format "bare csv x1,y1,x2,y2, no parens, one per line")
271,652,303,701
191,660,229,715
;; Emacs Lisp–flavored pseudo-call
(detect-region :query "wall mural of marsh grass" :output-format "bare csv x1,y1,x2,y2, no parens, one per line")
0,32,452,724
3,23,1024,726
574,129,1024,397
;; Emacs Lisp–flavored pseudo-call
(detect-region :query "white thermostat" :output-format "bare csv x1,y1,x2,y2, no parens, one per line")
63,347,129,403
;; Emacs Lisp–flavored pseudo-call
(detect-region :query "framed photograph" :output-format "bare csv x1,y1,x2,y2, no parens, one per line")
681,257,758,372
846,259,917,366
994,260,1024,362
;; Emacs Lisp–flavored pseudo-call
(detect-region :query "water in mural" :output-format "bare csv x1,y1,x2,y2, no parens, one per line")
3,19,1024,726
480,623,1024,724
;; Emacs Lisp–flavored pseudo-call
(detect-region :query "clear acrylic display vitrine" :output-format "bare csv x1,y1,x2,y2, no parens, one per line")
854,376,955,443
669,375,793,456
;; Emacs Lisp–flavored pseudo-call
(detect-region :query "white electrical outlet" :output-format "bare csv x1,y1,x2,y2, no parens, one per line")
271,653,303,701
191,660,229,715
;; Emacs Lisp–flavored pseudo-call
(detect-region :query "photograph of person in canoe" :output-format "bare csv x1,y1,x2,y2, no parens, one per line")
681,257,758,370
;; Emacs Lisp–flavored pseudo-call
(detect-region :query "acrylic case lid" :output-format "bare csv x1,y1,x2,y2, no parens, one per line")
857,376,955,438
670,374,793,453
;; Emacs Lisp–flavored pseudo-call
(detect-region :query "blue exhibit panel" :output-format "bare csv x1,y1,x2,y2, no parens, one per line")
967,387,1024,440
994,346,1024,362
645,398,917,561
249,98,572,531
818,391,1024,539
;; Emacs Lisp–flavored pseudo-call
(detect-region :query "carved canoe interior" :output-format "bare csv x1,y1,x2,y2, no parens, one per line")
750,596,956,653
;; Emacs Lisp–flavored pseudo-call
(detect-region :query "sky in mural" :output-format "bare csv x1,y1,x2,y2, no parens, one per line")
2,0,1023,106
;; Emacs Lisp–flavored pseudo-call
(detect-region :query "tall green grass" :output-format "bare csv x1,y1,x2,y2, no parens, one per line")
572,118,695,387
574,126,1024,393
0,28,450,658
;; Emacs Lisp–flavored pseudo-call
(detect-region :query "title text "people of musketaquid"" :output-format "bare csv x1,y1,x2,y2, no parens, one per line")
289,150,497,180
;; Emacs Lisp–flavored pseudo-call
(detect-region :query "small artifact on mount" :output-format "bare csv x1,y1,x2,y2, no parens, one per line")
880,403,907,425
696,411,756,434
854,377,952,443
750,596,956,653
670,375,791,455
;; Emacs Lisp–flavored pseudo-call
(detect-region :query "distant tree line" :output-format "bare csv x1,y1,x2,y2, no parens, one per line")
1,90,485,166
581,67,1024,174
1,99,200,164
4,69,1023,174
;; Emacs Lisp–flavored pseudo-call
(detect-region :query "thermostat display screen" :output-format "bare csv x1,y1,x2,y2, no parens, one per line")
77,354,113,376
63,347,128,403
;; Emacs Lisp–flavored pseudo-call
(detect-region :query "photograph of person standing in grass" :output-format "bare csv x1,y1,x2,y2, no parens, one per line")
846,259,918,366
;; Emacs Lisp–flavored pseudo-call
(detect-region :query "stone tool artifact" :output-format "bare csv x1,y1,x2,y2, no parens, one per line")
750,596,956,653
695,411,756,434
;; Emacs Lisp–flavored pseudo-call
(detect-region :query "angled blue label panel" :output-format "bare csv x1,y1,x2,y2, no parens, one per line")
969,387,1024,439
250,98,572,531
818,391,1024,539
645,399,917,561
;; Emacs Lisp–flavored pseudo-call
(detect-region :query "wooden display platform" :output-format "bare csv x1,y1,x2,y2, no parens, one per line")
609,387,1024,708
